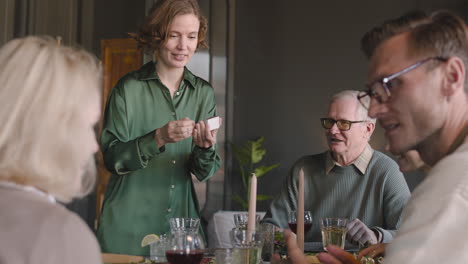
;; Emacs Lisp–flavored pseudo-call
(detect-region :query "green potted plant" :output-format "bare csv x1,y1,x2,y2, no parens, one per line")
232,136,280,209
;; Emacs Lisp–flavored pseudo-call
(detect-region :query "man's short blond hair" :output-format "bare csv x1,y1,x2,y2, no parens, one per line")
361,10,468,90
0,36,101,202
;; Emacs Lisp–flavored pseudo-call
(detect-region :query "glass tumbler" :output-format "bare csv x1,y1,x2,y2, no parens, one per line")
230,229,264,264
169,217,200,234
233,213,261,230
320,217,348,251
165,232,205,264
149,234,168,263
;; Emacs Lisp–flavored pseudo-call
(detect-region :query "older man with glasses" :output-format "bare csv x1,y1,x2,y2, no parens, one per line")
284,10,468,264
263,90,410,247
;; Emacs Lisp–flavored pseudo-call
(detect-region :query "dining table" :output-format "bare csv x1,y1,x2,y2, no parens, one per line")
101,252,323,264
102,252,216,264
101,242,358,264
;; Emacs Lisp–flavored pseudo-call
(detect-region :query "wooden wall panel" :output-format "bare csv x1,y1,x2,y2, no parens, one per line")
96,38,142,228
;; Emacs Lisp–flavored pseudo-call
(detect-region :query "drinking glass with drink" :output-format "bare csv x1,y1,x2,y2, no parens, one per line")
230,229,264,264
320,217,348,251
165,232,205,264
149,234,168,263
288,210,313,234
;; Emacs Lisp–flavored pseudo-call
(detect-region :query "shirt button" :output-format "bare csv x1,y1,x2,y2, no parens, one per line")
171,185,175,189
172,112,176,116
167,208,172,212
172,160,176,164
176,91,180,95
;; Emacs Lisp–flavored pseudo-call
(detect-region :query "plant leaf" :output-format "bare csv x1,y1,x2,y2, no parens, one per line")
250,137,266,164
232,142,250,166
230,137,280,204
256,194,273,201
254,164,280,177
232,195,248,210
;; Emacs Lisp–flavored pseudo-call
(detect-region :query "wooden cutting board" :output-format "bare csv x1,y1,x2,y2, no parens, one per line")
102,253,145,263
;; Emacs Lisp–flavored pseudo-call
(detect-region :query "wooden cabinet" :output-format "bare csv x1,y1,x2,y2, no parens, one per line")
95,38,143,228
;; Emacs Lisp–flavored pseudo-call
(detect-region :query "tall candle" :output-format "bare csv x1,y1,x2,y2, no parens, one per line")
247,173,257,242
297,168,305,251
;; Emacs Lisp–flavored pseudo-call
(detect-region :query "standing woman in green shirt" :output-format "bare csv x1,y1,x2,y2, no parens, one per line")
97,0,221,255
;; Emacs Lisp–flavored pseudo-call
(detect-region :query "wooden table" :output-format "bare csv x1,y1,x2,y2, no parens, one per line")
102,253,144,263
102,253,215,264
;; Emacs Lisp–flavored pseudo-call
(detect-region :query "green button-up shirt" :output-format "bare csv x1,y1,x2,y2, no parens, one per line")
97,61,221,256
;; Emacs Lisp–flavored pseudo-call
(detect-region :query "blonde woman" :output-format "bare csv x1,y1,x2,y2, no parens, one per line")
0,36,102,264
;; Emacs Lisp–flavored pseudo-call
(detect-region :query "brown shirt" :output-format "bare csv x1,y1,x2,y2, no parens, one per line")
0,184,101,264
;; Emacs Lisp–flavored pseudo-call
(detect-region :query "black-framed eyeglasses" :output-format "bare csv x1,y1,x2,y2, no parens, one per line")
357,56,448,109
320,118,366,131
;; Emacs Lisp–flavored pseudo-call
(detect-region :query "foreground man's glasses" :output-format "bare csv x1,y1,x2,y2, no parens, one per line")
320,118,366,131
357,56,448,109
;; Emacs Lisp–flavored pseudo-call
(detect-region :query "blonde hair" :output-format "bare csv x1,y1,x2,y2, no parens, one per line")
361,10,468,90
330,90,376,124
0,36,102,202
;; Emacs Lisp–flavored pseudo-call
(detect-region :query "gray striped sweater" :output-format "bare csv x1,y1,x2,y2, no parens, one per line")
263,149,411,243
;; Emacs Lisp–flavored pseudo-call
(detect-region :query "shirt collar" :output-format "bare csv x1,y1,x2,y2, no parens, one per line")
325,144,374,175
0,180,56,203
447,124,468,156
136,61,198,89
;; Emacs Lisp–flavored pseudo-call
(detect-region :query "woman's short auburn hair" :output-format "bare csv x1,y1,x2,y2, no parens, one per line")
130,0,208,55
0,36,101,202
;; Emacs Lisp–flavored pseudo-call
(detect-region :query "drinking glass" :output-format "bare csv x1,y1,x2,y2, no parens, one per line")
214,248,233,264
165,232,205,264
215,248,265,264
149,234,168,263
230,229,264,264
169,217,200,234
320,217,348,251
288,211,313,234
258,223,276,261
233,213,261,230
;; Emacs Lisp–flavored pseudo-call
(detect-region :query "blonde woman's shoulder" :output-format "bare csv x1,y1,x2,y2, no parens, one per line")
0,188,101,264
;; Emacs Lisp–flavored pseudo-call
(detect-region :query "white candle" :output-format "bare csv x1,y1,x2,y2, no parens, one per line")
297,168,305,251
247,173,257,242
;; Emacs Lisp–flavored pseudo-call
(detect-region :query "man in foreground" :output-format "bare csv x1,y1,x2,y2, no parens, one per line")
285,10,468,264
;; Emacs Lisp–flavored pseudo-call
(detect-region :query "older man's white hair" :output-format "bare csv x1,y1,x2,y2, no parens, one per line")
330,90,376,125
